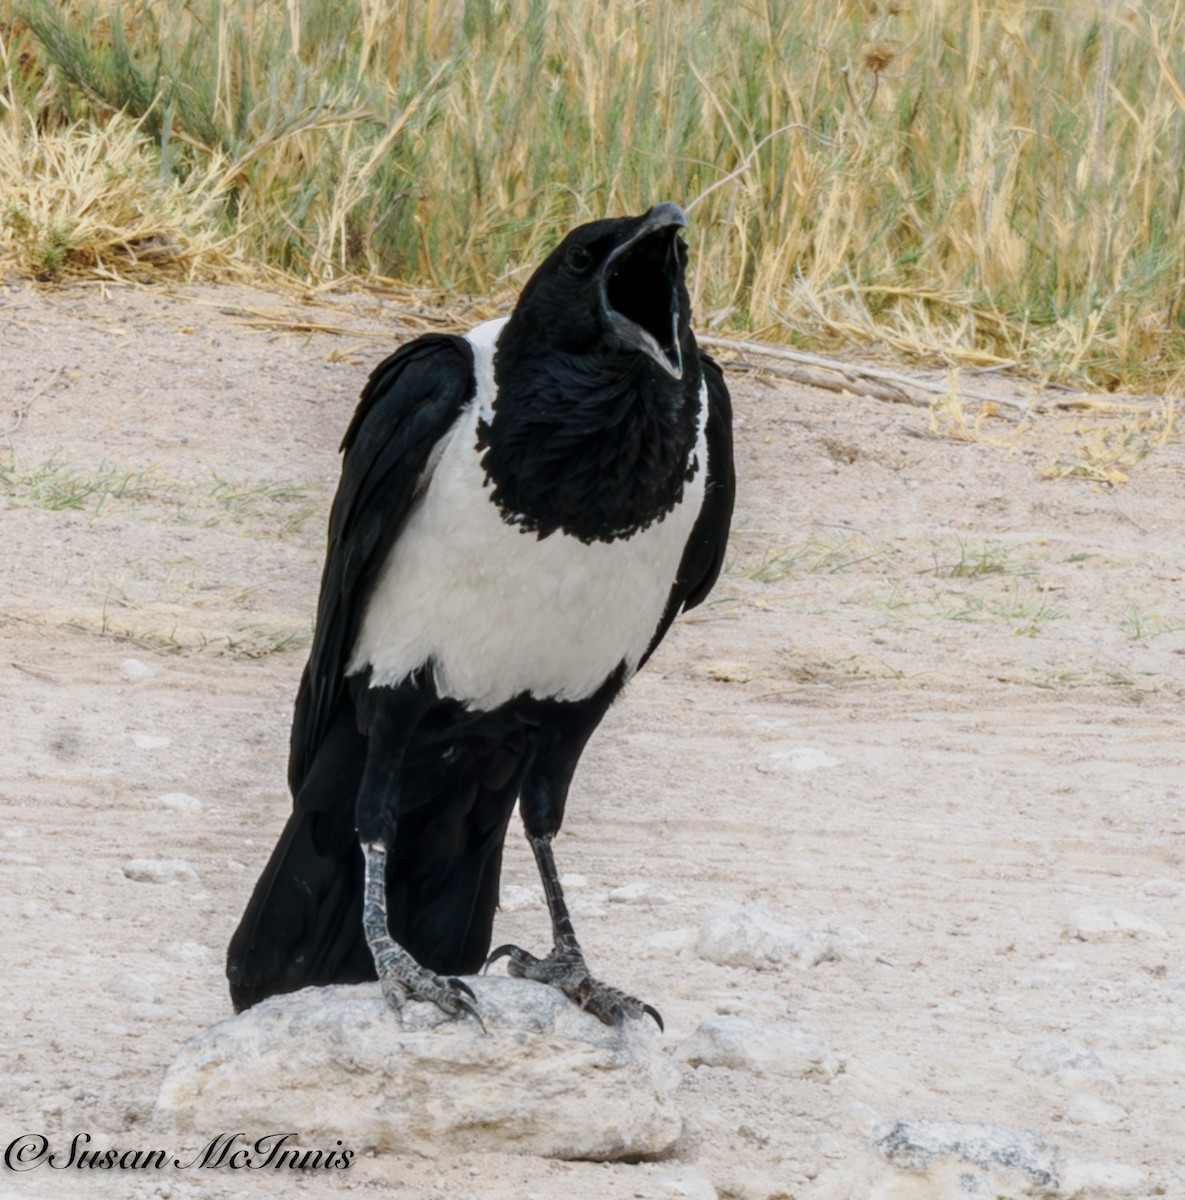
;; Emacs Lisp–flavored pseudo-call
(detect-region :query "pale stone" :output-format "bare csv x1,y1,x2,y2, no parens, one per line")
498,883,542,912
697,906,840,970
1142,878,1182,898
155,978,681,1161
1017,1041,1117,1092
640,927,698,955
807,1119,1149,1199
610,880,673,905
157,792,202,812
1065,1092,1126,1126
1064,906,1167,941
127,731,171,749
766,745,840,772
122,859,198,884
1060,1157,1147,1198
677,1017,839,1080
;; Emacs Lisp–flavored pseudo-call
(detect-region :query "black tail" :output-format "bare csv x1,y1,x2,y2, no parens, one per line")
226,693,527,1012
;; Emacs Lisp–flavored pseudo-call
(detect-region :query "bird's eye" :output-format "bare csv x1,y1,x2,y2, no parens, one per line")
566,245,593,273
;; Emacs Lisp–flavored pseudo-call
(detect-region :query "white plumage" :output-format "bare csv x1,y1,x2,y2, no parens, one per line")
348,318,709,710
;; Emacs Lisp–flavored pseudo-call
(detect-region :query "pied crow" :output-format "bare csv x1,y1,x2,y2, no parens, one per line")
227,202,735,1027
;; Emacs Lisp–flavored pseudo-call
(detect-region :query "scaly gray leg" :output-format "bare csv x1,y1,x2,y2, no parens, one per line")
486,834,662,1030
362,840,482,1026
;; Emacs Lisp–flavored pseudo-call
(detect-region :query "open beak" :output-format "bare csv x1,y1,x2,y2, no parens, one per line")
599,202,687,379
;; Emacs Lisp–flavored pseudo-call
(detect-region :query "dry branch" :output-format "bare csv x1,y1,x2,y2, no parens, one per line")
699,335,1035,416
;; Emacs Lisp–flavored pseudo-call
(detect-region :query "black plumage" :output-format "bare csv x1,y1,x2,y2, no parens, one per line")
227,203,734,1025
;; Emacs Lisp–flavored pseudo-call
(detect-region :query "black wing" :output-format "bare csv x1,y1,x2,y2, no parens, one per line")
640,351,735,666
288,334,476,796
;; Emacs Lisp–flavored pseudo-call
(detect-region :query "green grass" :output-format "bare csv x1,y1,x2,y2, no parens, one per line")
0,452,319,534
62,608,311,659
929,539,1037,580
728,532,883,582
1121,604,1185,641
6,1,1185,387
0,453,170,511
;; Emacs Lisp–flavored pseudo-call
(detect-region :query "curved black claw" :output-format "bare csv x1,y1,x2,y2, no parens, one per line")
483,943,524,973
453,993,487,1034
485,943,661,1031
449,976,477,1002
376,963,485,1030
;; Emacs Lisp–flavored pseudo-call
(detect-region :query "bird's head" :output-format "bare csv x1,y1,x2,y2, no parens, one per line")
501,202,691,381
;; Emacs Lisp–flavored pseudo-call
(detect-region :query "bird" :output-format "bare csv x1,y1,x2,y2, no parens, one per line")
226,201,735,1028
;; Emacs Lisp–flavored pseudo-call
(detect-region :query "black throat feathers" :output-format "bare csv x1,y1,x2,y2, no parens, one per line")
476,341,703,545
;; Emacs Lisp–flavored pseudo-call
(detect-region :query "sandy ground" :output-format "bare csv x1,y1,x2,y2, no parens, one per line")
1,277,1182,1199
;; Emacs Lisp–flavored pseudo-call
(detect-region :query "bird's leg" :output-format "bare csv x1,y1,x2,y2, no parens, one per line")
359,839,480,1025
487,833,663,1030
355,680,481,1026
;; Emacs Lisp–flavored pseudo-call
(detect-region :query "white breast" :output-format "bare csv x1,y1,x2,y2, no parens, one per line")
347,319,708,710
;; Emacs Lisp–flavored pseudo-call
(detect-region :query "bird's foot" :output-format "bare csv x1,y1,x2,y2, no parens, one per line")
374,947,484,1030
485,943,663,1030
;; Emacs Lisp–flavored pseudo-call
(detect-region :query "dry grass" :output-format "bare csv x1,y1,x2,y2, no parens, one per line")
0,109,234,279
4,1,1185,391
1044,399,1179,484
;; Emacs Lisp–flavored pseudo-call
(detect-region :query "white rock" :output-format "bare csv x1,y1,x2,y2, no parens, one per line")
697,906,840,970
120,658,155,679
872,1120,1061,1195
766,745,840,772
1142,878,1182,898
129,1001,181,1021
157,792,202,812
1065,1092,1126,1126
610,881,673,905
649,1168,718,1200
676,1017,839,1080
639,928,698,955
156,978,680,1161
127,731,171,750
561,873,588,889
825,1131,1137,1200
101,972,161,1003
1064,906,1167,941
1060,1157,1147,1198
122,859,198,884
1017,1041,1117,1091
165,941,215,965
499,884,542,912
827,1101,884,1139
1080,1025,1151,1052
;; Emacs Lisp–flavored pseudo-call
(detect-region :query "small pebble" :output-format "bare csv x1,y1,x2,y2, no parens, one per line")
1142,878,1183,898
677,1016,839,1079
609,880,672,905
101,972,161,1002
1016,1040,1117,1091
157,792,202,812
127,732,171,750
764,745,840,772
122,859,198,884
498,884,542,912
1060,1157,1147,1197
1064,905,1167,941
639,928,698,955
1065,1091,1127,1126
697,905,840,970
